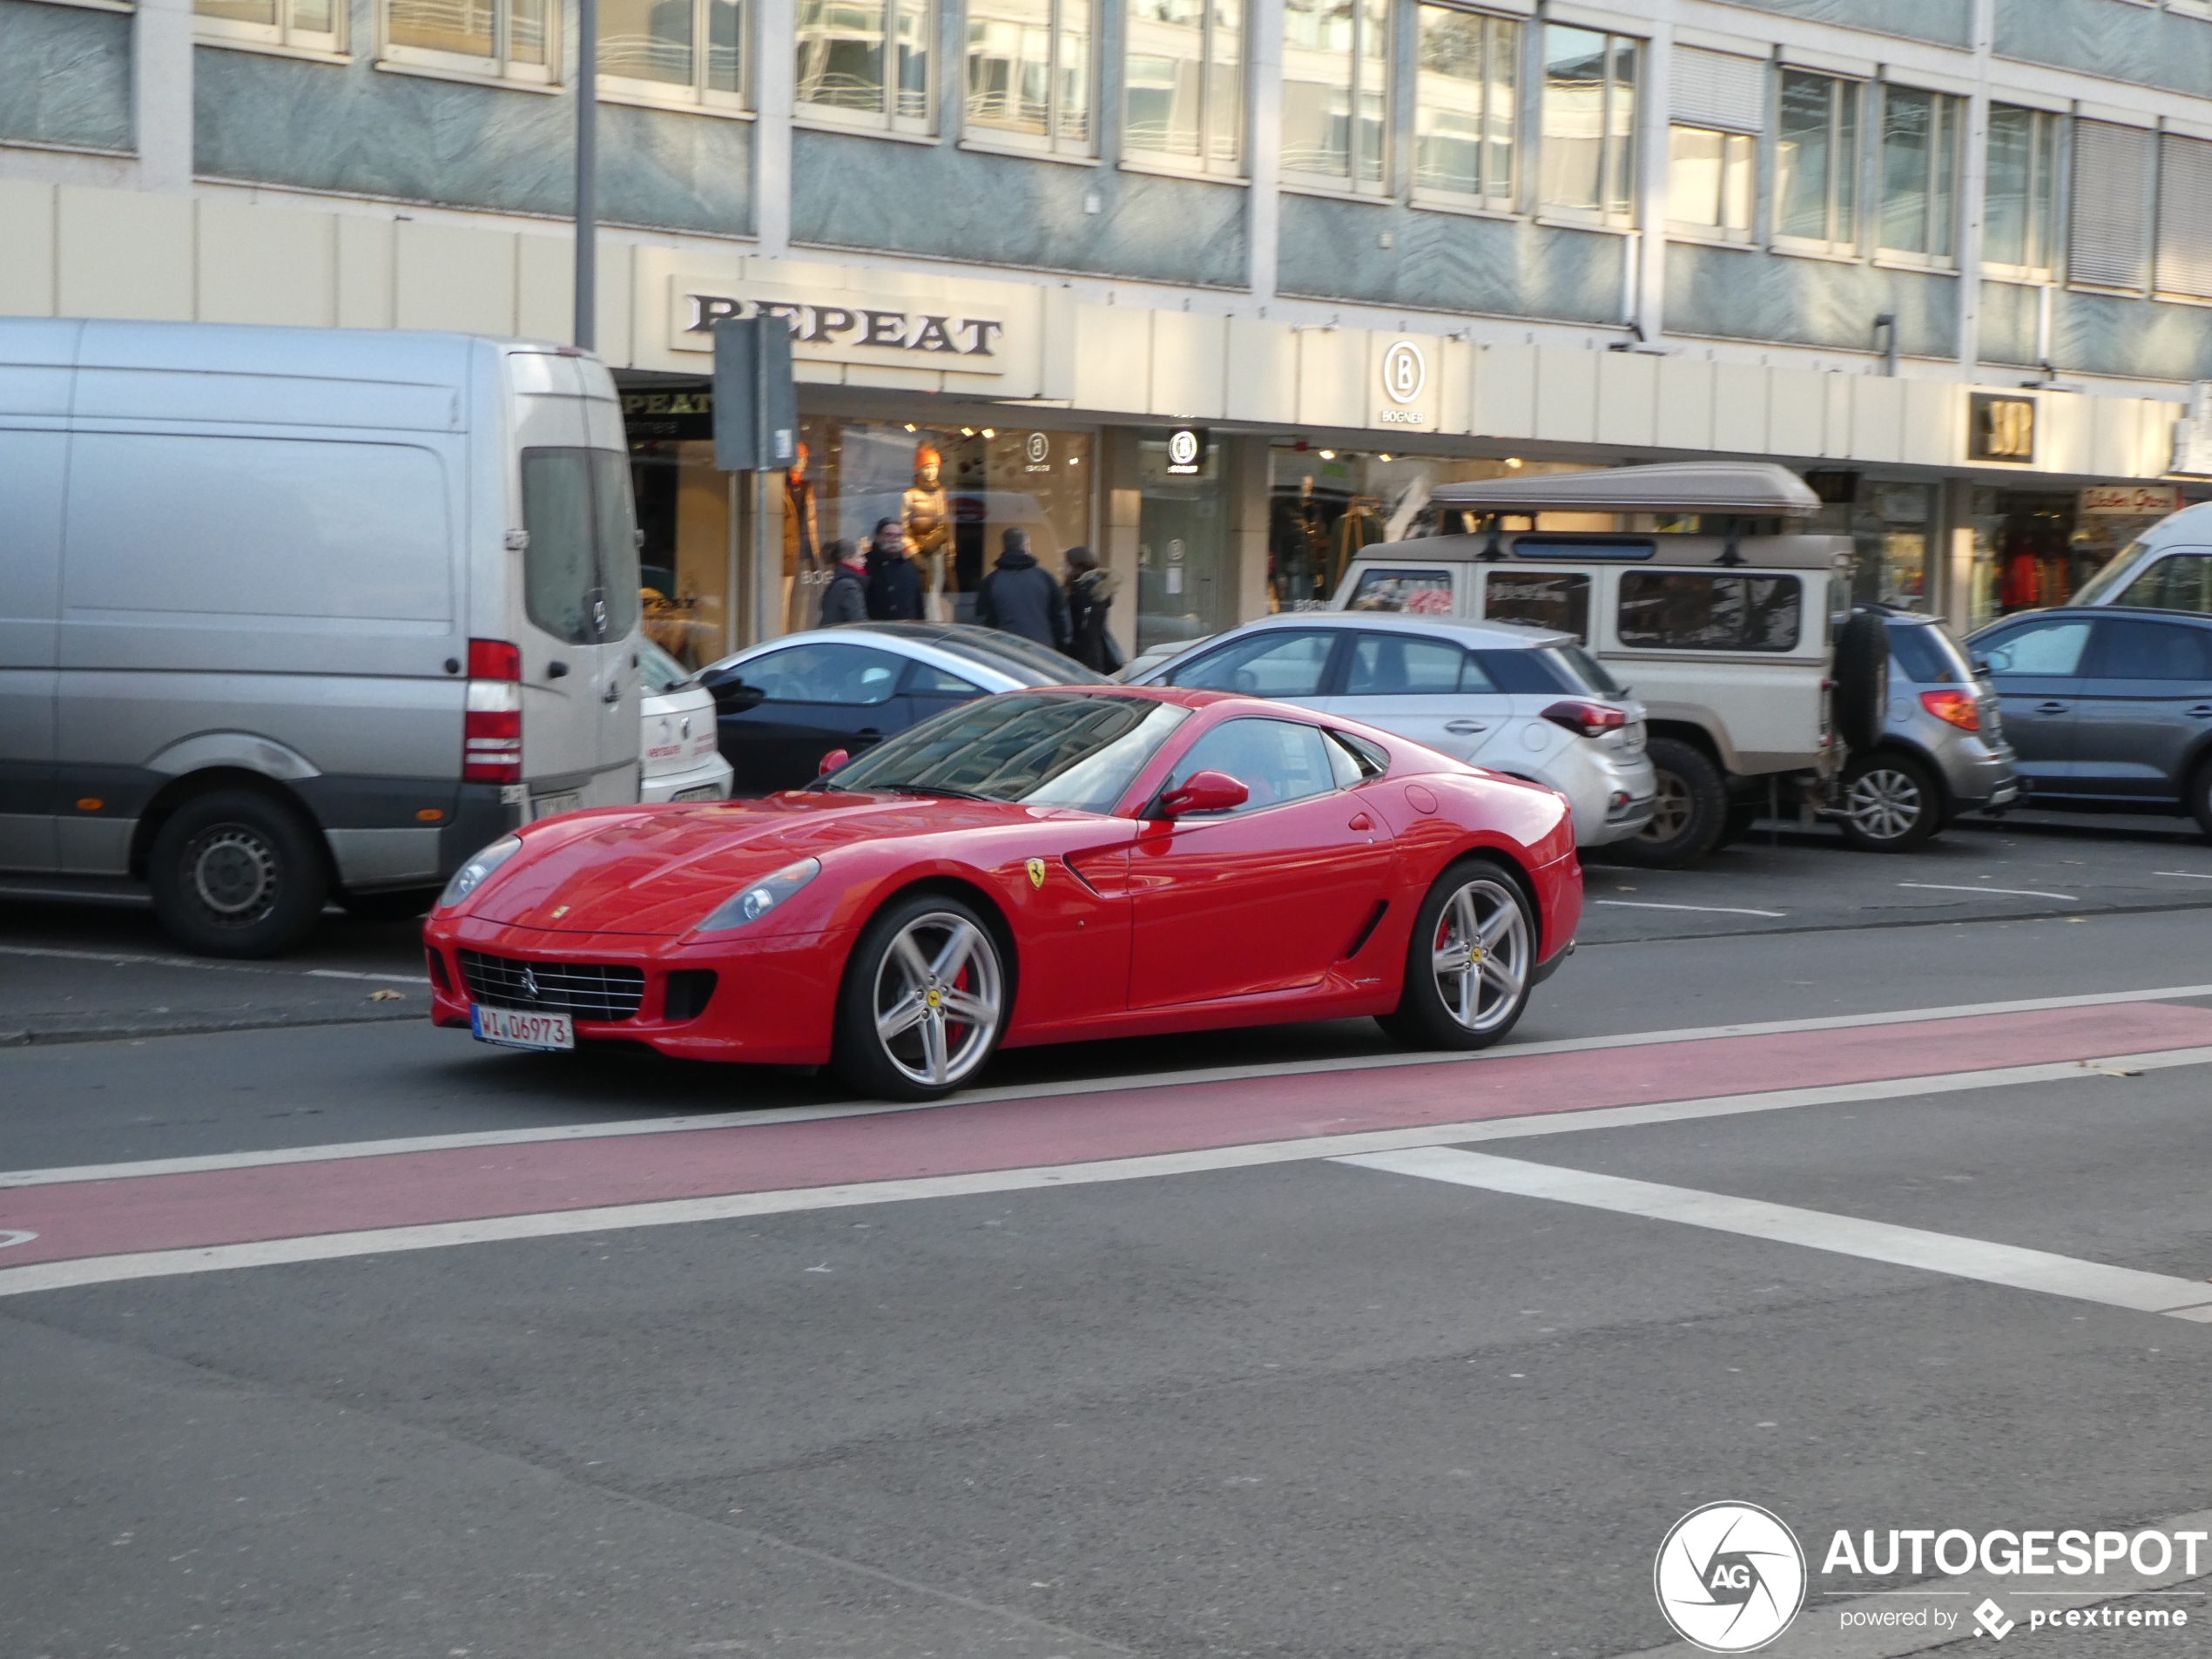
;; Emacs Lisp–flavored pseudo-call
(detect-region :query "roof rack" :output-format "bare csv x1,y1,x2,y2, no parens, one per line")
1428,461,1822,519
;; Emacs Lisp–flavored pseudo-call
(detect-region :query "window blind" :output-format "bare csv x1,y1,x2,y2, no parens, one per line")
2070,120,2153,291
1671,45,1767,134
2157,132,2212,300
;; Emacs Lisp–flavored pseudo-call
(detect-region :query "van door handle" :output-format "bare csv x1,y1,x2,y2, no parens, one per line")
2033,701,2069,714
1445,719,1487,734
601,682,622,705
547,660,570,679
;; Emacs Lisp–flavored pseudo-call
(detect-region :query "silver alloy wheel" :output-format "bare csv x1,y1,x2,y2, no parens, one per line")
1638,771,1693,843
870,910,1004,1089
1428,876,1530,1035
185,825,282,926
1845,765,1925,843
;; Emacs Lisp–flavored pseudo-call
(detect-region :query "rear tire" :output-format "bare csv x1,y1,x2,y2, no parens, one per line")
1615,738,1726,867
832,893,1009,1101
1377,857,1536,1052
1837,751,1940,853
147,790,328,958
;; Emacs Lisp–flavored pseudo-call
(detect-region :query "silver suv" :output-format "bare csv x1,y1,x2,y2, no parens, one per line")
1833,608,2020,852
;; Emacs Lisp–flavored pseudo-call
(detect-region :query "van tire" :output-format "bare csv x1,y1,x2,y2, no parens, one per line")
1615,738,1727,867
147,790,329,959
1833,612,1891,752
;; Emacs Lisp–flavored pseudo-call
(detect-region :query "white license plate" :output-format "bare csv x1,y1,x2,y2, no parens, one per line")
672,784,723,802
530,792,582,821
470,1004,574,1051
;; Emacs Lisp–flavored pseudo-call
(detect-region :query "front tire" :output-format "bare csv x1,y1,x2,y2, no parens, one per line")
1837,752,1940,853
1378,858,1535,1052
147,790,329,958
832,894,1009,1100
1615,738,1726,867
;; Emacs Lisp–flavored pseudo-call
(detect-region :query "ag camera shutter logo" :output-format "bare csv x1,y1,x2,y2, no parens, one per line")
1654,1502,1807,1653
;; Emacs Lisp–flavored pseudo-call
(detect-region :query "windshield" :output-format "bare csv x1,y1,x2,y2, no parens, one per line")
639,641,696,695
1544,644,1630,699
2070,542,2148,607
827,693,1191,814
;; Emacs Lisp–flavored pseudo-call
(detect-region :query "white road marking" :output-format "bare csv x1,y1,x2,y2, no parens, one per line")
3,1042,2210,1296
1897,882,2080,901
2155,870,2212,880
1336,1146,2212,1320
10,982,2212,1190
1593,900,1789,918
0,943,424,984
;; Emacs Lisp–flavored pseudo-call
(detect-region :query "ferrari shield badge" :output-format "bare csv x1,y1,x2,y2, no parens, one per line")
1026,857,1048,890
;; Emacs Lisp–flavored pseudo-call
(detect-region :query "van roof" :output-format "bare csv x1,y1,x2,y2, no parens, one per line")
1429,460,1821,517
1350,532,1850,570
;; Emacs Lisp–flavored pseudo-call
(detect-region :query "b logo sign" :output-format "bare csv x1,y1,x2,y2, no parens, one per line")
1381,340,1426,405
1654,1502,1806,1653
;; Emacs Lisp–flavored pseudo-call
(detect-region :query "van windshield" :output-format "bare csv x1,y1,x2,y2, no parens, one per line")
2070,542,2147,607
521,448,642,645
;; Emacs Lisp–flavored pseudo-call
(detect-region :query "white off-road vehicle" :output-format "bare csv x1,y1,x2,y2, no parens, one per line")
1332,462,1886,866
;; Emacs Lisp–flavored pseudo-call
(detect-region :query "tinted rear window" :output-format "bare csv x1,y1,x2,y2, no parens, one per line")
1886,621,1973,685
1472,649,1572,694
1617,573,1802,651
521,448,641,645
2087,617,2212,680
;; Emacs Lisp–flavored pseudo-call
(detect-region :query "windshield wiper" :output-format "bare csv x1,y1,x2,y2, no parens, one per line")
874,781,1000,802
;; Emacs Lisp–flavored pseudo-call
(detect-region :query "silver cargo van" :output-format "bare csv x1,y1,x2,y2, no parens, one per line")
0,319,642,956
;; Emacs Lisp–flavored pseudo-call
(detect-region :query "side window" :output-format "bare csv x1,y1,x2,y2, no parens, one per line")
1345,568,1455,614
1341,632,1494,695
2085,619,2212,681
732,643,906,705
1883,624,1959,685
905,661,984,697
1616,573,1802,651
2120,554,2212,615
1473,648,1570,694
1980,620,2090,678
1166,630,1338,697
1163,717,1340,813
1483,571,1590,643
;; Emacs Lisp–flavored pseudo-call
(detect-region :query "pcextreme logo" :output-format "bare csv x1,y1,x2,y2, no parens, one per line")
1654,1502,1809,1653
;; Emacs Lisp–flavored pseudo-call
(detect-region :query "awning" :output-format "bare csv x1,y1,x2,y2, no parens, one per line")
1430,462,1823,518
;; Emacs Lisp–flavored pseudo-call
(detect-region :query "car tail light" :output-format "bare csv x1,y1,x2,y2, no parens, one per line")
1920,689,1981,732
465,637,523,783
1541,699,1629,739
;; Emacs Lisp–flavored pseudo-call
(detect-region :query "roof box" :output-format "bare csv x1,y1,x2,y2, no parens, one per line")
1429,461,1822,519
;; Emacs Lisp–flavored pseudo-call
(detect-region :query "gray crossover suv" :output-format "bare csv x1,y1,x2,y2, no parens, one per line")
1835,608,2020,852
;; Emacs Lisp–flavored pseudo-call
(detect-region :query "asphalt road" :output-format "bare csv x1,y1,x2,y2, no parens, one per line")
3,809,2212,1659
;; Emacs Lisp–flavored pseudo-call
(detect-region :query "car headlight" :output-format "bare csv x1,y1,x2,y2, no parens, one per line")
697,858,822,933
439,834,523,910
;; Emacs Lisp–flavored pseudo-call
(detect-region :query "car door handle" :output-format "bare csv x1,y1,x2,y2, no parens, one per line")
2188,705,2212,718
2033,701,2069,714
1348,813,1374,831
1444,719,1488,734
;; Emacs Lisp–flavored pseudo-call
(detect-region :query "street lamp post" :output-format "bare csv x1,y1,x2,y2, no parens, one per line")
574,0,597,350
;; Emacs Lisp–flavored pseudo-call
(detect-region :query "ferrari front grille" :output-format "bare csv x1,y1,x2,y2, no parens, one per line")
456,949,645,1022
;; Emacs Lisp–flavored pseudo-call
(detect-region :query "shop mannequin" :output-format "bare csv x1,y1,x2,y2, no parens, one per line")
903,442,953,623
784,441,824,633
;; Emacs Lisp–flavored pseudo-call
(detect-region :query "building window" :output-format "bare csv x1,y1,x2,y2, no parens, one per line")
1413,4,1516,211
1878,85,1960,265
1123,0,1244,174
965,0,1092,152
1774,70,1858,253
796,0,934,132
1282,0,1388,191
1539,24,1636,225
2068,120,2152,292
198,0,343,53
1983,105,2059,276
2157,133,2212,302
602,0,743,105
383,0,550,78
1667,128,1753,242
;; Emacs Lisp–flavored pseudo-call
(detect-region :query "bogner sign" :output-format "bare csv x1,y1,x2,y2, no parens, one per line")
670,282,1012,377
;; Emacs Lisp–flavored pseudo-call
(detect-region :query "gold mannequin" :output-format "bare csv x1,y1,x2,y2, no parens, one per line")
902,442,953,623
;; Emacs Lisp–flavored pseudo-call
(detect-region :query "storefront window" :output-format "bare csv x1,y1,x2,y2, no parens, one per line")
1811,480,1930,611
1137,430,1230,651
1969,489,2167,627
792,417,1095,628
629,438,732,671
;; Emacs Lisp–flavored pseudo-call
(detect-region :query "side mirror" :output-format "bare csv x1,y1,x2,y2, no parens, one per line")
1973,657,1992,677
1158,770,1250,819
819,748,850,777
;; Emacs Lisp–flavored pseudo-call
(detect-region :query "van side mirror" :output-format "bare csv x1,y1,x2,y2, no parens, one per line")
819,748,850,776
1157,771,1249,818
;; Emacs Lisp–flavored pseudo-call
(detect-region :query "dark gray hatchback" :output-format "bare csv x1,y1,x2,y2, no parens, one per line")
1966,607,2212,837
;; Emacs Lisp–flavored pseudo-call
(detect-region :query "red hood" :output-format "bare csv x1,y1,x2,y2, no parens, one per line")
469,792,1045,934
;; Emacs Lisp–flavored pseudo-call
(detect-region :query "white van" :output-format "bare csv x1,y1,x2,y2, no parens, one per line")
1333,462,1878,866
0,319,643,956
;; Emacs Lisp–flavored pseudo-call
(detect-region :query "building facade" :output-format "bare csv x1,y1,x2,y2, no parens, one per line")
6,0,2212,662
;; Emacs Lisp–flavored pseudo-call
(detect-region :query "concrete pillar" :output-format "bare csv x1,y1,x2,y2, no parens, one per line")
1955,0,1996,372
1225,435,1271,624
1103,427,1143,659
754,0,794,255
1939,476,1978,637
1244,0,1284,303
1634,22,1671,342
134,0,195,192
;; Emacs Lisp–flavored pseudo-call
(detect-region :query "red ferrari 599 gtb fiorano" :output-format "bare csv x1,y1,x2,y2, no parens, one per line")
423,688,1583,1099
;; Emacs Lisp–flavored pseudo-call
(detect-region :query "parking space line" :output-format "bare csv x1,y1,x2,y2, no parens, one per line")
1593,900,1789,918
2155,871,2212,880
4,1042,2211,1298
1897,882,2080,901
1335,1146,2212,1321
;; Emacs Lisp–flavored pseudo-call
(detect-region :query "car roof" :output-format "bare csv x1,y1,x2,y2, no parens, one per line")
699,624,1107,688
1204,612,1574,649
1971,605,2212,633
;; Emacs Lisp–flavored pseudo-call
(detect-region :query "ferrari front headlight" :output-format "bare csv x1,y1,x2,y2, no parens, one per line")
698,858,822,932
439,834,522,910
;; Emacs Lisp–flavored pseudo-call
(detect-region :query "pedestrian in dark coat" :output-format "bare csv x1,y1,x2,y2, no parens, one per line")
865,518,924,620
974,529,1071,653
818,540,869,626
1062,545,1123,673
